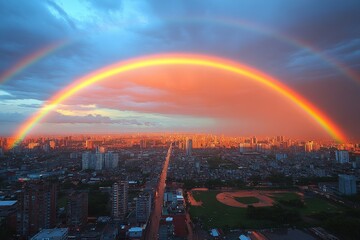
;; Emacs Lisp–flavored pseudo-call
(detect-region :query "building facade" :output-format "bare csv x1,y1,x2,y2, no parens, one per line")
111,181,128,221
17,181,57,237
339,174,357,195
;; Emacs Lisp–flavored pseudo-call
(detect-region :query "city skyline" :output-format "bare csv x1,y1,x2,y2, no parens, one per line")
1,1,360,143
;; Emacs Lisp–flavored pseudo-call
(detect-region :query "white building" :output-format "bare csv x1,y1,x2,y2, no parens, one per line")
105,152,119,169
82,151,118,170
335,150,349,164
94,152,104,170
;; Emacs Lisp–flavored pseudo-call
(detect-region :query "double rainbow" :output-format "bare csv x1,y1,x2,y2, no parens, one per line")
0,40,68,85
10,53,346,147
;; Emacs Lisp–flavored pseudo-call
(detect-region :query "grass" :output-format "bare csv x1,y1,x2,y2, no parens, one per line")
270,192,300,201
270,192,343,215
235,196,260,205
301,198,343,215
189,191,273,229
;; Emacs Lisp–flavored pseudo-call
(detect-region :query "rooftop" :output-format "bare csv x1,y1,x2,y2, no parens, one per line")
31,228,68,239
0,200,17,207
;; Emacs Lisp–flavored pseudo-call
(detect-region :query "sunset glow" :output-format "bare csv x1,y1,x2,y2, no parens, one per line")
11,54,346,147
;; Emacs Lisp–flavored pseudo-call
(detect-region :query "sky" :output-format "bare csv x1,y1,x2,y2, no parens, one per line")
0,0,359,141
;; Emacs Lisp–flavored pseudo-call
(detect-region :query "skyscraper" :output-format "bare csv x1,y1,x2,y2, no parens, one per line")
185,138,192,156
112,181,128,221
335,150,349,164
17,181,57,237
104,152,119,169
136,192,152,223
66,191,88,229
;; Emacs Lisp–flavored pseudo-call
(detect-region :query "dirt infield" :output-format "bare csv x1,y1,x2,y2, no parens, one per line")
188,191,203,206
216,190,276,208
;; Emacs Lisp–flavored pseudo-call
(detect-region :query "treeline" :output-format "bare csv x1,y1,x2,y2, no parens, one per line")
180,178,245,190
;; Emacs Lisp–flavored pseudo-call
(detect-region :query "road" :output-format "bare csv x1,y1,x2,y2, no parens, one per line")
143,145,172,239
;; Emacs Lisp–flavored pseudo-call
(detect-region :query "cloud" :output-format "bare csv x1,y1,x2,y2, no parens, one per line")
45,111,157,126
0,0,360,139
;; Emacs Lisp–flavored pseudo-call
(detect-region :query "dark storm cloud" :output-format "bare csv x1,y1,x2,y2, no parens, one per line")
0,0,70,56
0,0,359,138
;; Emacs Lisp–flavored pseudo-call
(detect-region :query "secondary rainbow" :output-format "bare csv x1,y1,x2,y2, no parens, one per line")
183,16,360,84
10,53,347,147
0,40,67,85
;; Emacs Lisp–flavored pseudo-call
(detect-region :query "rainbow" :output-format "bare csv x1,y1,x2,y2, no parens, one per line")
173,16,360,84
2,17,358,89
0,40,68,85
10,53,347,147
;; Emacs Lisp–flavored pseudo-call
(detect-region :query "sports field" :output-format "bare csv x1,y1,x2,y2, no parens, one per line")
188,189,344,229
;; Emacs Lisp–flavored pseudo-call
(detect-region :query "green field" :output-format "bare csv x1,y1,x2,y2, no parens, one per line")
235,196,260,204
301,198,343,215
270,192,343,214
270,192,300,201
189,190,344,229
190,191,273,229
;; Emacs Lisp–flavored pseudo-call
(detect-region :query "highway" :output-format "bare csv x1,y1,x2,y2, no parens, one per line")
143,145,172,239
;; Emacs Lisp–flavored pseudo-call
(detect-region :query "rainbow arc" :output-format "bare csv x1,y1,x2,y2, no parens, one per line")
10,53,347,147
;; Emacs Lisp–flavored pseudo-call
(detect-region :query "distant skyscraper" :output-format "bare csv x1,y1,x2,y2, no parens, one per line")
304,141,314,152
276,136,284,142
338,174,357,195
185,138,192,156
112,181,128,221
81,151,93,170
335,150,349,164
66,191,88,228
85,140,94,149
17,181,57,237
136,192,152,223
82,151,118,170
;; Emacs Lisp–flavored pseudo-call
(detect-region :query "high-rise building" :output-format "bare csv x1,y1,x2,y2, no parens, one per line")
66,191,88,228
339,174,357,195
104,152,119,169
335,150,349,164
94,152,104,170
136,192,152,223
17,181,57,237
185,138,192,156
112,181,128,221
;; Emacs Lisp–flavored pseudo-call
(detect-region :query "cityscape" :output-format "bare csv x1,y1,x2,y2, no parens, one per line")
1,1,360,240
